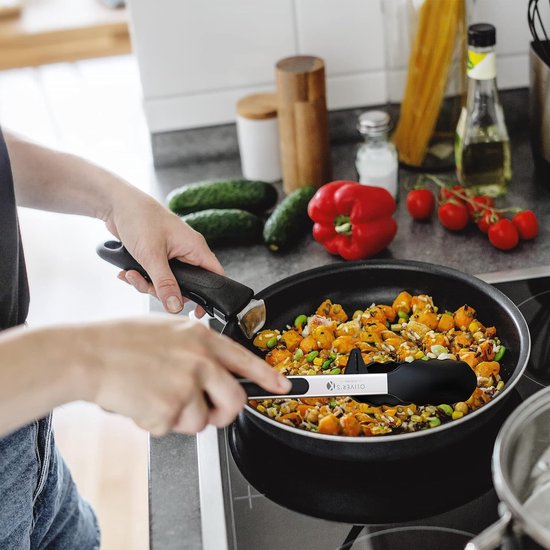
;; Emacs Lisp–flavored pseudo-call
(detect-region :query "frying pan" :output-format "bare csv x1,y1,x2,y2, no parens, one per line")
97,243,530,463
222,260,530,462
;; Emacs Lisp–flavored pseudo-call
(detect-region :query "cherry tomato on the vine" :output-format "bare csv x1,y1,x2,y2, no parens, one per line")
488,219,519,250
438,202,469,231
440,185,467,204
477,210,502,234
512,210,539,240
406,189,435,220
467,196,495,220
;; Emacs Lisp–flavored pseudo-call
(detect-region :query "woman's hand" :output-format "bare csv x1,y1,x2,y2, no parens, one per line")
82,316,289,435
105,185,222,315
0,316,290,437
5,130,221,316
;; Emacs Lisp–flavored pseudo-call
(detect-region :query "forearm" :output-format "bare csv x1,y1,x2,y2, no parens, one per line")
0,326,91,436
4,130,133,221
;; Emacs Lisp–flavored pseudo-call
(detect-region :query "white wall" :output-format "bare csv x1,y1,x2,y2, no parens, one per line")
128,0,531,133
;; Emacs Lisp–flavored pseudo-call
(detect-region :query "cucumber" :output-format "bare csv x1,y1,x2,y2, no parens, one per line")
167,179,278,216
181,208,263,246
263,185,317,252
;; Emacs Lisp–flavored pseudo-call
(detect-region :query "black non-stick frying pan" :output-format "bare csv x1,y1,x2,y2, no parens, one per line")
98,242,530,462
224,261,530,462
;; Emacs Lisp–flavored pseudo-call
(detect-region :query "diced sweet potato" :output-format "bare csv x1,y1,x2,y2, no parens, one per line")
340,414,361,437
253,330,280,350
458,349,480,369
415,311,438,330
281,330,303,352
332,336,356,354
454,305,476,330
265,348,293,366
474,361,500,378
437,313,454,332
393,291,412,313
312,325,335,349
318,414,340,435
299,335,319,353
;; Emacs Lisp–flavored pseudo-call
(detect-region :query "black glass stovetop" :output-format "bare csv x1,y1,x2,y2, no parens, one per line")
217,274,550,550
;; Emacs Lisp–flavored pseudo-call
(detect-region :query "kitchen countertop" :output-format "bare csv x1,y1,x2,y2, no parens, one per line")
149,88,550,550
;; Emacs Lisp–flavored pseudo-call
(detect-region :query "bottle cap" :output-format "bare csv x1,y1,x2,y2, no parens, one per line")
357,110,392,136
468,23,496,48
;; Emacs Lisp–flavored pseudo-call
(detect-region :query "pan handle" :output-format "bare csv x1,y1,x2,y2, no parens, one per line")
465,507,513,550
96,240,254,320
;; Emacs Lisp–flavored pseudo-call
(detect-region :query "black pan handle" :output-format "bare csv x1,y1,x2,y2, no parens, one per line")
97,240,254,320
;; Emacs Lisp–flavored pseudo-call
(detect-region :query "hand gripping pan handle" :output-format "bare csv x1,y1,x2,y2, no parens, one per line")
97,240,254,321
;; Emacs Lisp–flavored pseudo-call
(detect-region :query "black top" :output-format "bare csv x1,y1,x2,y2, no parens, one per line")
468,23,496,48
0,128,29,329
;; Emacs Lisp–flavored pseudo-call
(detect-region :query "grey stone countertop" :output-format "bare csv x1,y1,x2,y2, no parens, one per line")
149,89,550,550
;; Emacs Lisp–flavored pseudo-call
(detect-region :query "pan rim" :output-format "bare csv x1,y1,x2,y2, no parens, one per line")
236,259,531,444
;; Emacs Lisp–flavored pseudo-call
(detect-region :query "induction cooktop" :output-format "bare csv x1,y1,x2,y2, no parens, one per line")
196,265,550,550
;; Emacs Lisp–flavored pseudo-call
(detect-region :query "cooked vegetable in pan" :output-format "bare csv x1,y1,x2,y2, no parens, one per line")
251,293,506,437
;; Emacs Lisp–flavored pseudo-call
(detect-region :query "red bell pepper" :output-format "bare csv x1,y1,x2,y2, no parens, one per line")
307,181,397,260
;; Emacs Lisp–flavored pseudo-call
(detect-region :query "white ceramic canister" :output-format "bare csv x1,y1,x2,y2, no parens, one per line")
236,93,282,183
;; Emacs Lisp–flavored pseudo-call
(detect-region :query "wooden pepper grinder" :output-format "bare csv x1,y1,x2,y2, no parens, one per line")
275,56,332,193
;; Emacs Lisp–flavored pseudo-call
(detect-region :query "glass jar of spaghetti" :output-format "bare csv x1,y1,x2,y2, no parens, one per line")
383,0,468,170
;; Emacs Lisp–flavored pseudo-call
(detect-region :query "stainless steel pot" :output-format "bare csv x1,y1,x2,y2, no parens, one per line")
467,386,550,549
530,41,550,173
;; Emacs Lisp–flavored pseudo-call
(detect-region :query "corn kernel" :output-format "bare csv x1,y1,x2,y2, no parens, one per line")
452,411,464,420
469,321,481,333
313,357,323,366
454,402,468,414
414,350,425,360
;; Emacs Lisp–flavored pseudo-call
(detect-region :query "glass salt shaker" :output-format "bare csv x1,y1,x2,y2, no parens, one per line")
355,110,398,199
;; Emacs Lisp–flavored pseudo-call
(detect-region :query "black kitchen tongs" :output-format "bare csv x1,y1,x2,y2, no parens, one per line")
241,349,477,405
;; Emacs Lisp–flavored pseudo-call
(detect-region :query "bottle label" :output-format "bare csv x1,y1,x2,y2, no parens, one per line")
467,50,496,80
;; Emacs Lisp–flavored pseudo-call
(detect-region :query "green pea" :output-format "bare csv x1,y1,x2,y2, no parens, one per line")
429,417,441,428
330,367,341,375
397,310,409,321
329,400,337,408
330,352,337,360
321,360,332,370
494,346,506,362
266,336,278,349
306,351,319,362
438,404,453,416
293,348,304,360
294,314,308,329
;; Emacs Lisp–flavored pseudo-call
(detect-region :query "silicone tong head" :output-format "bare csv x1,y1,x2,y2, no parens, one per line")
345,348,406,406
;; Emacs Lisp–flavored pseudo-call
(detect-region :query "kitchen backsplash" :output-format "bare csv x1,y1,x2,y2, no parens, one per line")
128,0,531,134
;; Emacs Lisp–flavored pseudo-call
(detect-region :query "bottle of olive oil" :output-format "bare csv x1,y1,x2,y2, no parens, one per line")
455,23,511,197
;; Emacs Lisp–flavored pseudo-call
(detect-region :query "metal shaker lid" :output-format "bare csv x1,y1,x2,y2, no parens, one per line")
357,110,392,136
